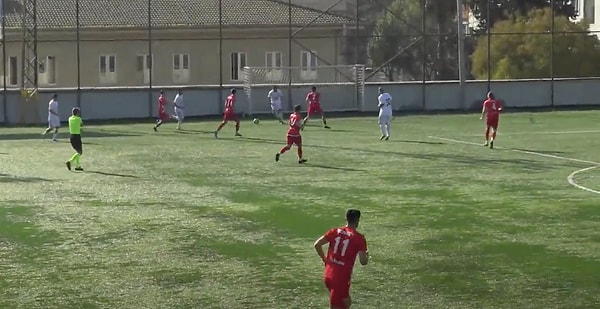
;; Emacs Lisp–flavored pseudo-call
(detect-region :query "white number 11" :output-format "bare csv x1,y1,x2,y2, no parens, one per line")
333,236,350,256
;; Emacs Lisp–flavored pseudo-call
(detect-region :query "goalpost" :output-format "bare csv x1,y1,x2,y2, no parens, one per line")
242,65,366,116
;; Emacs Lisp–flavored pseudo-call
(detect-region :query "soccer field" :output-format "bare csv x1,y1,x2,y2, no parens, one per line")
1,111,599,309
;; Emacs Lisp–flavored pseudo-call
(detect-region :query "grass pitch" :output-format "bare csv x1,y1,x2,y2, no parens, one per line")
1,111,599,309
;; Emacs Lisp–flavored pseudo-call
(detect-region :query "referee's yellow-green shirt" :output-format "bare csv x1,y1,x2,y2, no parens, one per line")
68,115,82,135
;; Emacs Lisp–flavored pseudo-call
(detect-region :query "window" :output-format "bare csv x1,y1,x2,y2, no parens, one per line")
8,56,17,86
99,54,117,84
230,52,247,81
265,51,282,81
38,56,56,85
136,54,152,84
173,54,190,83
300,50,318,80
584,0,595,23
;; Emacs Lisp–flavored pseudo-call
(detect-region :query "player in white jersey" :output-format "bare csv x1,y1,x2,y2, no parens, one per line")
267,86,285,124
42,93,60,141
377,87,392,140
173,89,185,130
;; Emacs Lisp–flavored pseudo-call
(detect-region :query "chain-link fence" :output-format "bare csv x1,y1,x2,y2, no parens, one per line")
0,0,598,122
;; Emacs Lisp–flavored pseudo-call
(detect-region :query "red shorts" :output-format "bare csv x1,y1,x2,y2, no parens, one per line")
324,277,350,308
158,111,170,121
308,104,323,116
223,112,238,122
286,135,302,146
486,116,499,128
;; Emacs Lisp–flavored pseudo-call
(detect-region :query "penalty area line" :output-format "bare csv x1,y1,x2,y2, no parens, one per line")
461,130,600,137
428,136,600,195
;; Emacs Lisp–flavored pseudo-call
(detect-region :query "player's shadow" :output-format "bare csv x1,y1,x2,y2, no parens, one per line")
0,130,141,141
391,139,445,145
173,129,215,134
0,173,52,183
510,148,566,155
302,163,365,172
86,170,139,178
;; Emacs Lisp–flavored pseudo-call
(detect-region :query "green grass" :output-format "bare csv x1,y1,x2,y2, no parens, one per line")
1,111,600,309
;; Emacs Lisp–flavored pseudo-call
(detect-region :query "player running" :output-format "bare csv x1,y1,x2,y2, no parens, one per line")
267,85,285,124
377,87,392,140
314,209,369,309
65,107,84,171
303,86,330,129
275,104,307,164
153,90,172,131
42,94,60,141
173,89,185,130
214,88,242,138
480,91,503,148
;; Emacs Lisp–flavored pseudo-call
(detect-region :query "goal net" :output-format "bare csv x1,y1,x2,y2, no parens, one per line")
242,65,366,116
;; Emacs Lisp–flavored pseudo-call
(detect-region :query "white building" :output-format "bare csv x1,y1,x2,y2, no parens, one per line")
291,0,355,14
576,0,600,34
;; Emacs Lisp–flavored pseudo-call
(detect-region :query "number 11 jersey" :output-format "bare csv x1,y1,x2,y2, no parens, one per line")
323,226,368,282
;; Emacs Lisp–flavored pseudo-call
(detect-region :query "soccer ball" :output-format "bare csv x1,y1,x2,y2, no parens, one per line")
253,118,260,124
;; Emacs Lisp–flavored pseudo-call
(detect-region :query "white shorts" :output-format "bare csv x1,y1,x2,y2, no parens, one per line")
271,102,282,112
48,116,60,128
174,107,184,121
378,113,392,124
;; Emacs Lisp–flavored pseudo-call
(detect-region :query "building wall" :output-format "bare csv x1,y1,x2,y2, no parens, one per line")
0,26,344,88
2,79,600,124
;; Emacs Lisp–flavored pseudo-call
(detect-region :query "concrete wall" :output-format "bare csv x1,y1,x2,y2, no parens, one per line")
1,78,600,124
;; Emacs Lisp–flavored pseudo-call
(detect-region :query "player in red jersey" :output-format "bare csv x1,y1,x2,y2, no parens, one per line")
214,88,242,138
153,90,172,131
303,86,331,129
314,209,369,309
275,104,307,164
480,91,503,149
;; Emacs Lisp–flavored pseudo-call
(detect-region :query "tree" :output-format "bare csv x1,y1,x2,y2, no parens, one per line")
466,0,577,33
367,0,459,81
471,7,600,79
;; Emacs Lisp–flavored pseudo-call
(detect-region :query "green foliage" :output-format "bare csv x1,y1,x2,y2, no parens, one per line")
466,0,577,33
471,7,600,79
367,0,459,81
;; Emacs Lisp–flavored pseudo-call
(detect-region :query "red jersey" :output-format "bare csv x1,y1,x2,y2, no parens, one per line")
225,94,236,114
483,99,502,118
158,95,166,113
287,112,302,137
306,91,320,106
323,226,367,282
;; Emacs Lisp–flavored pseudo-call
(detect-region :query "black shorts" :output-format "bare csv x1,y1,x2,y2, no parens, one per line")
70,134,83,154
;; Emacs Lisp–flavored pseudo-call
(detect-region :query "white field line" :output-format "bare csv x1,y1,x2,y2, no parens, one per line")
567,166,600,195
428,136,600,195
462,130,600,136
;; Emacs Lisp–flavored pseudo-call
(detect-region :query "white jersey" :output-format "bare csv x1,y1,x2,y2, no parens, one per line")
48,99,59,119
268,89,283,105
174,94,184,109
378,93,393,115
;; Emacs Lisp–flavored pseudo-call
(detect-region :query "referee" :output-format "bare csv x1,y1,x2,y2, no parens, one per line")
65,107,84,171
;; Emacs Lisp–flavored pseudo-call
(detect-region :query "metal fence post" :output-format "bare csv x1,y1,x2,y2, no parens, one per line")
218,0,223,112
2,0,7,124
288,0,293,109
147,0,153,117
550,0,555,108
76,0,81,108
486,0,491,92
457,0,466,110
421,0,426,111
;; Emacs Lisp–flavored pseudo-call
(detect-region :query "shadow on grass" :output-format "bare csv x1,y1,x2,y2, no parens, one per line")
510,148,567,155
301,163,366,172
86,170,140,178
1,130,141,141
0,173,52,183
391,139,445,145
237,137,575,171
